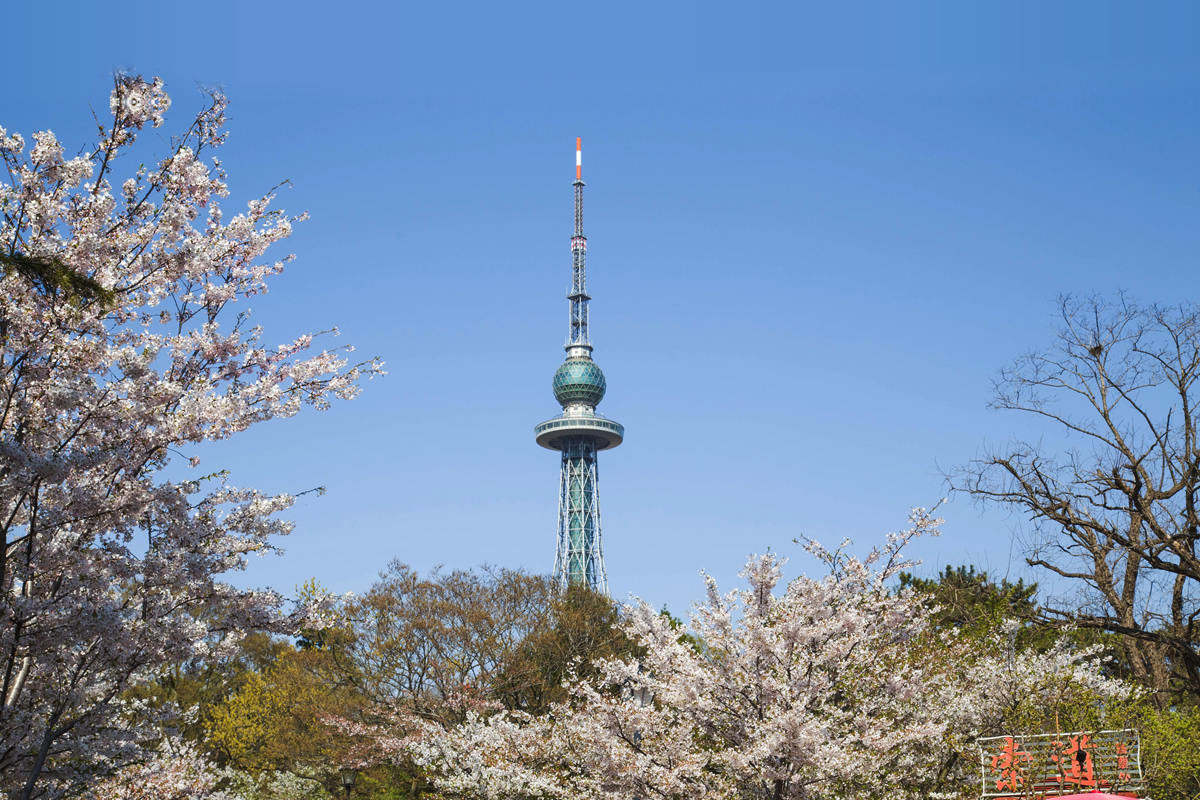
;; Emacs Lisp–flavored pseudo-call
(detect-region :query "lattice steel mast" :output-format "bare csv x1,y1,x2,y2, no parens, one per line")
534,139,624,595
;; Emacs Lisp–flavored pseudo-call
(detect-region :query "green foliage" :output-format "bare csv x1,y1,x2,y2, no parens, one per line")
494,583,639,714
125,630,292,750
898,564,1070,654
660,606,705,654
900,565,1037,631
1136,704,1200,800
0,251,115,308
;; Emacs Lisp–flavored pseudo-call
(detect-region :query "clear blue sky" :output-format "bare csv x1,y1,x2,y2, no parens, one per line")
3,2,1198,615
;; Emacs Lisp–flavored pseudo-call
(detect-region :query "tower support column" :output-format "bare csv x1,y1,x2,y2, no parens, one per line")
554,436,606,594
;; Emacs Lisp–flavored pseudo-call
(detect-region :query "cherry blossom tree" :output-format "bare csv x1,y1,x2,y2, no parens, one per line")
0,74,381,798
84,739,232,800
371,510,1135,800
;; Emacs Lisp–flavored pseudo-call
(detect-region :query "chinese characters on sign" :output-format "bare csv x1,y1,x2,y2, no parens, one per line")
1050,733,1095,790
991,737,1032,794
978,730,1142,800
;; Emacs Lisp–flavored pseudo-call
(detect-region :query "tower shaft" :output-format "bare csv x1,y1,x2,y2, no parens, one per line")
553,436,606,593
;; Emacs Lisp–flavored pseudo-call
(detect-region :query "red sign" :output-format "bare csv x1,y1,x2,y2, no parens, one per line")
978,730,1142,800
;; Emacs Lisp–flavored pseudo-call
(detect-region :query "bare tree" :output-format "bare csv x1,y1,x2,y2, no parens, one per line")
338,561,555,724
954,295,1200,704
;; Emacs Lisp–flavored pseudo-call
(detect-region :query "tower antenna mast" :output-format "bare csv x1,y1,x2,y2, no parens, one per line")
569,137,590,352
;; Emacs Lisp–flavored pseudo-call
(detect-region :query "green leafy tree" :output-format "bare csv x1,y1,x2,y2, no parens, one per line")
898,564,1057,653
206,643,362,795
900,566,1037,629
128,630,291,747
494,583,639,714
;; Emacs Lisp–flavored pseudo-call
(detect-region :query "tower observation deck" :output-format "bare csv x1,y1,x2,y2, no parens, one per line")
534,138,623,595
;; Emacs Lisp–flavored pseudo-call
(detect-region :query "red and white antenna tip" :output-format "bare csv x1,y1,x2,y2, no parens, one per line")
576,137,582,181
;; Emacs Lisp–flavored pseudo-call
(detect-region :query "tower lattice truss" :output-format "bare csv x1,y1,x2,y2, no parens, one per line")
554,437,605,593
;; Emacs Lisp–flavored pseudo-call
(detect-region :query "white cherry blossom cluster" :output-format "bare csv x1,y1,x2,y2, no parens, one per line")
85,739,233,800
0,75,381,798
107,74,171,140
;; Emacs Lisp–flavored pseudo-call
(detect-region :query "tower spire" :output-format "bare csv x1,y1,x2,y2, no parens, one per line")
534,138,624,595
568,138,591,353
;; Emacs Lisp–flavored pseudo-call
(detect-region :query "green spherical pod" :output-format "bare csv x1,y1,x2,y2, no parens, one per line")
552,358,607,407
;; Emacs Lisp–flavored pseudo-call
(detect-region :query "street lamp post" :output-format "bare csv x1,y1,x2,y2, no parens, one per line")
629,677,651,800
340,769,357,798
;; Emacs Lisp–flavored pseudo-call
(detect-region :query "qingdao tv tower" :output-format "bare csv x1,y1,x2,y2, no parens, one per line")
534,139,624,595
